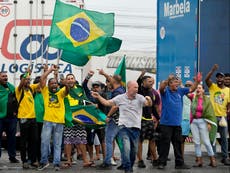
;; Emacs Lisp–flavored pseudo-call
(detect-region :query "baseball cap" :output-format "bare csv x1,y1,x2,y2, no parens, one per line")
216,72,225,77
92,81,102,87
185,80,193,87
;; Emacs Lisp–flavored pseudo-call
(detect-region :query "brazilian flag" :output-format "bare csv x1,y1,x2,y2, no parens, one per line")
114,55,126,87
61,51,91,66
49,0,122,66
71,105,106,129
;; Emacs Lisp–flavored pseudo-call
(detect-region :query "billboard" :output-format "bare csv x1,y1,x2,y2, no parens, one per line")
156,0,198,86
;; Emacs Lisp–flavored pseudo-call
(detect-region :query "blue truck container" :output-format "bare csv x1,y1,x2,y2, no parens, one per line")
156,0,230,87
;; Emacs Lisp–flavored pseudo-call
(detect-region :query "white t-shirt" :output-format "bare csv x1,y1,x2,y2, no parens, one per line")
112,93,146,129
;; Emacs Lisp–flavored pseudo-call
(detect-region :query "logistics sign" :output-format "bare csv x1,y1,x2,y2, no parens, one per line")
1,20,72,74
1,19,59,60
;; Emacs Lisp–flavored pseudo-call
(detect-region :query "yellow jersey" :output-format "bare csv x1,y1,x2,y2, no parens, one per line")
42,86,67,124
16,84,38,119
209,83,230,116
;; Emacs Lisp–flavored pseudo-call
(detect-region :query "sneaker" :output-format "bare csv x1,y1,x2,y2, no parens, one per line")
175,164,191,169
221,158,230,165
97,163,112,170
9,158,20,163
117,164,124,170
138,160,146,168
111,158,117,166
37,163,50,171
54,164,60,171
157,163,165,169
22,162,29,169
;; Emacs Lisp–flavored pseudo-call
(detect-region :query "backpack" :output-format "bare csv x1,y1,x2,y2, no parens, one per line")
6,91,23,118
6,87,34,118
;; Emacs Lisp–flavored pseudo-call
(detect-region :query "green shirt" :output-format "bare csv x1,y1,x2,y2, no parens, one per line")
0,82,15,118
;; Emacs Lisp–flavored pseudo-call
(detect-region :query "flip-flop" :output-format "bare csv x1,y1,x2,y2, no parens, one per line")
61,162,72,169
83,161,96,167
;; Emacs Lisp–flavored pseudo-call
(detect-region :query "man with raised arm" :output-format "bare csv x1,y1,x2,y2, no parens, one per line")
205,64,230,165
16,69,39,169
157,73,201,169
37,65,69,171
92,80,152,173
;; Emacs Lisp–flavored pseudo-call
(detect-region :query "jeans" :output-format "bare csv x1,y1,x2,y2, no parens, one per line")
0,118,17,159
104,119,120,164
40,121,63,165
191,119,214,156
118,126,140,172
213,117,228,159
158,125,184,166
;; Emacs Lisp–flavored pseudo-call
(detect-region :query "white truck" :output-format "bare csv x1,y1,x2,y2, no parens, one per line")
0,0,85,85
0,0,156,86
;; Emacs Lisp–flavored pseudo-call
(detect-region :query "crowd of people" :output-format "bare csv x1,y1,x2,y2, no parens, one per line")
0,64,229,172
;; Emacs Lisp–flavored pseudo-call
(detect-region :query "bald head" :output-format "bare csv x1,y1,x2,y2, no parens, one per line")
127,81,138,98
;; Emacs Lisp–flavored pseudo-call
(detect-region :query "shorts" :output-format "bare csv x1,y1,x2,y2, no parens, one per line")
63,124,87,145
86,128,105,145
140,119,155,142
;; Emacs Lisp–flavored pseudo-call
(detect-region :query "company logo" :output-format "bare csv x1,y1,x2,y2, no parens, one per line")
0,5,10,17
160,26,166,39
1,19,73,74
164,0,190,19
1,19,60,60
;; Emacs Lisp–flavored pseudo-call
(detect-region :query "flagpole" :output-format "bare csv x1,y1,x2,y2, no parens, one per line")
79,0,85,83
13,0,18,85
55,49,62,79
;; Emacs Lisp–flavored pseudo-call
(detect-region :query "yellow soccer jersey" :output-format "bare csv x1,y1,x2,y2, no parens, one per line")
209,83,230,116
16,84,39,119
67,86,79,106
42,86,66,123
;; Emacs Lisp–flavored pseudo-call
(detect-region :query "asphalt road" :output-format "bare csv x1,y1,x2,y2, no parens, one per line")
0,143,230,173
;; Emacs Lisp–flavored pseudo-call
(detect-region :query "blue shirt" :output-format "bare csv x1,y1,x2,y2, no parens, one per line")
111,86,126,98
160,87,189,126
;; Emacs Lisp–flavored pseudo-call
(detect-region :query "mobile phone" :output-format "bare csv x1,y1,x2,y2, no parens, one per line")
59,74,64,80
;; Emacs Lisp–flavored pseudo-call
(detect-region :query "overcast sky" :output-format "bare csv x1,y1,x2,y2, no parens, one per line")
84,0,157,51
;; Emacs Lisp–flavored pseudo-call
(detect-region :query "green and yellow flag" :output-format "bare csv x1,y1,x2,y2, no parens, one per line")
114,55,126,86
71,105,107,129
61,50,91,66
61,37,121,66
49,0,122,66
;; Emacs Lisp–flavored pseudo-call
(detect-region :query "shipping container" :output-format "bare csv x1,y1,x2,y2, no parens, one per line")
156,0,230,87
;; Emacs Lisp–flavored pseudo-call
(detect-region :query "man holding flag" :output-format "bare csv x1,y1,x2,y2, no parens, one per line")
38,65,69,171
97,68,126,169
62,73,94,168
